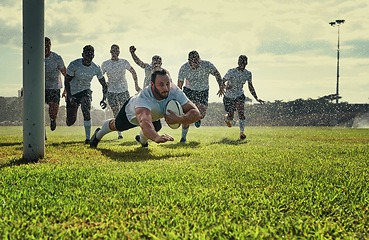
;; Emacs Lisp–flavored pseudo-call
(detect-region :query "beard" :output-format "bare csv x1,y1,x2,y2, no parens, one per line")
153,85,169,100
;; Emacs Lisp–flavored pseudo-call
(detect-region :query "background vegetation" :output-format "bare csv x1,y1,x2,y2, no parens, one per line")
1,96,368,127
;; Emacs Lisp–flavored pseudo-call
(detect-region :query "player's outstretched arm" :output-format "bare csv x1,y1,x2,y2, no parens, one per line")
136,107,174,143
248,82,265,104
129,46,146,69
128,67,142,92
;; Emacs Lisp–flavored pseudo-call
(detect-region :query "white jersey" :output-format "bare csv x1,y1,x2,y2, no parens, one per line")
101,59,132,93
143,63,155,87
66,58,103,95
125,83,189,125
224,68,252,99
45,51,65,89
178,60,218,91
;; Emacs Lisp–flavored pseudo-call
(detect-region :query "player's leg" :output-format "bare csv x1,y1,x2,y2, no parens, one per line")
193,89,209,128
80,93,92,144
66,99,79,127
108,92,123,139
46,89,60,131
223,96,235,127
235,94,246,140
91,98,136,148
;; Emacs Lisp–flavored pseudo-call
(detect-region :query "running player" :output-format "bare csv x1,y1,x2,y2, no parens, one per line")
64,45,108,144
101,44,141,139
44,37,66,132
177,50,225,143
223,55,264,140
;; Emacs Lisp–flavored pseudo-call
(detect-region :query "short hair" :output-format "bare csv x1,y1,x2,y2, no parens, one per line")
151,69,168,83
239,55,248,62
45,37,51,46
83,45,94,54
188,50,200,60
111,44,119,50
152,55,162,62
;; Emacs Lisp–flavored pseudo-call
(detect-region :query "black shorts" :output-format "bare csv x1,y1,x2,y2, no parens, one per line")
115,98,162,132
223,94,246,113
183,87,209,106
66,89,92,108
107,91,130,109
45,89,60,104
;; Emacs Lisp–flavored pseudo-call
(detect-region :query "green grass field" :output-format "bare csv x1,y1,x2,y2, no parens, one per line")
0,126,368,239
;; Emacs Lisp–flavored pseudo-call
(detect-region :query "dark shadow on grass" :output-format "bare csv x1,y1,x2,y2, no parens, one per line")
98,144,191,162
211,138,249,145
0,157,40,169
0,142,22,147
160,141,201,149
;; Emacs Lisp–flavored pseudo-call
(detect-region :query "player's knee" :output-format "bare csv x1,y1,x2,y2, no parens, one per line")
109,119,117,131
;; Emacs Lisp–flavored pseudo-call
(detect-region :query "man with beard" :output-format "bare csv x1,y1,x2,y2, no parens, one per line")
90,69,201,148
65,45,108,144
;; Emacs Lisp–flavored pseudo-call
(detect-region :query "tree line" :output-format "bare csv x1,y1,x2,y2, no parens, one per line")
0,96,368,127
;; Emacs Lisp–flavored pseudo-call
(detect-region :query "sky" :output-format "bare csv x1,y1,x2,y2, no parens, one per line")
0,0,368,109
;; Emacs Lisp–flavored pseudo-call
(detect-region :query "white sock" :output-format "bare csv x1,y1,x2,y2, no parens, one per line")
182,128,189,139
239,119,246,133
84,120,91,139
97,119,113,140
118,131,122,137
139,129,148,144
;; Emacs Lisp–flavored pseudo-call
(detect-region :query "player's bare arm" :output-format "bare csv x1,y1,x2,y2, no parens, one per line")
136,107,174,143
98,77,108,109
177,80,184,90
128,67,142,92
248,82,265,104
164,101,201,125
129,46,146,69
214,70,225,97
60,67,67,98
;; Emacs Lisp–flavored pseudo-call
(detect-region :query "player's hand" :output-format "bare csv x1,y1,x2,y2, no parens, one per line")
164,110,180,125
154,134,174,144
217,87,225,97
100,100,107,109
62,89,67,99
129,46,136,53
70,97,77,106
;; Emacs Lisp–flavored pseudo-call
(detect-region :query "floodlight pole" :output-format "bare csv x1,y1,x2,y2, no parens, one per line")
23,0,45,161
329,20,345,104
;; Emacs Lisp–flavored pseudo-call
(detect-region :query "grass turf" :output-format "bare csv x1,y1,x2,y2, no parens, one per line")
0,126,368,239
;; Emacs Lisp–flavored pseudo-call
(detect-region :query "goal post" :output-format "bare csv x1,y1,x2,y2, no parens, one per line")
22,0,45,161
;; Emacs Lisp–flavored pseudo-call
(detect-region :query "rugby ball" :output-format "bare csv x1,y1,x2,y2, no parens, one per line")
165,100,183,129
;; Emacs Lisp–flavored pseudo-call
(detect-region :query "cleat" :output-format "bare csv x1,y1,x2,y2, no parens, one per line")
195,120,201,128
90,128,101,148
240,132,246,140
50,119,56,131
118,135,123,139
135,135,148,147
180,137,186,143
85,139,90,144
224,114,232,128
